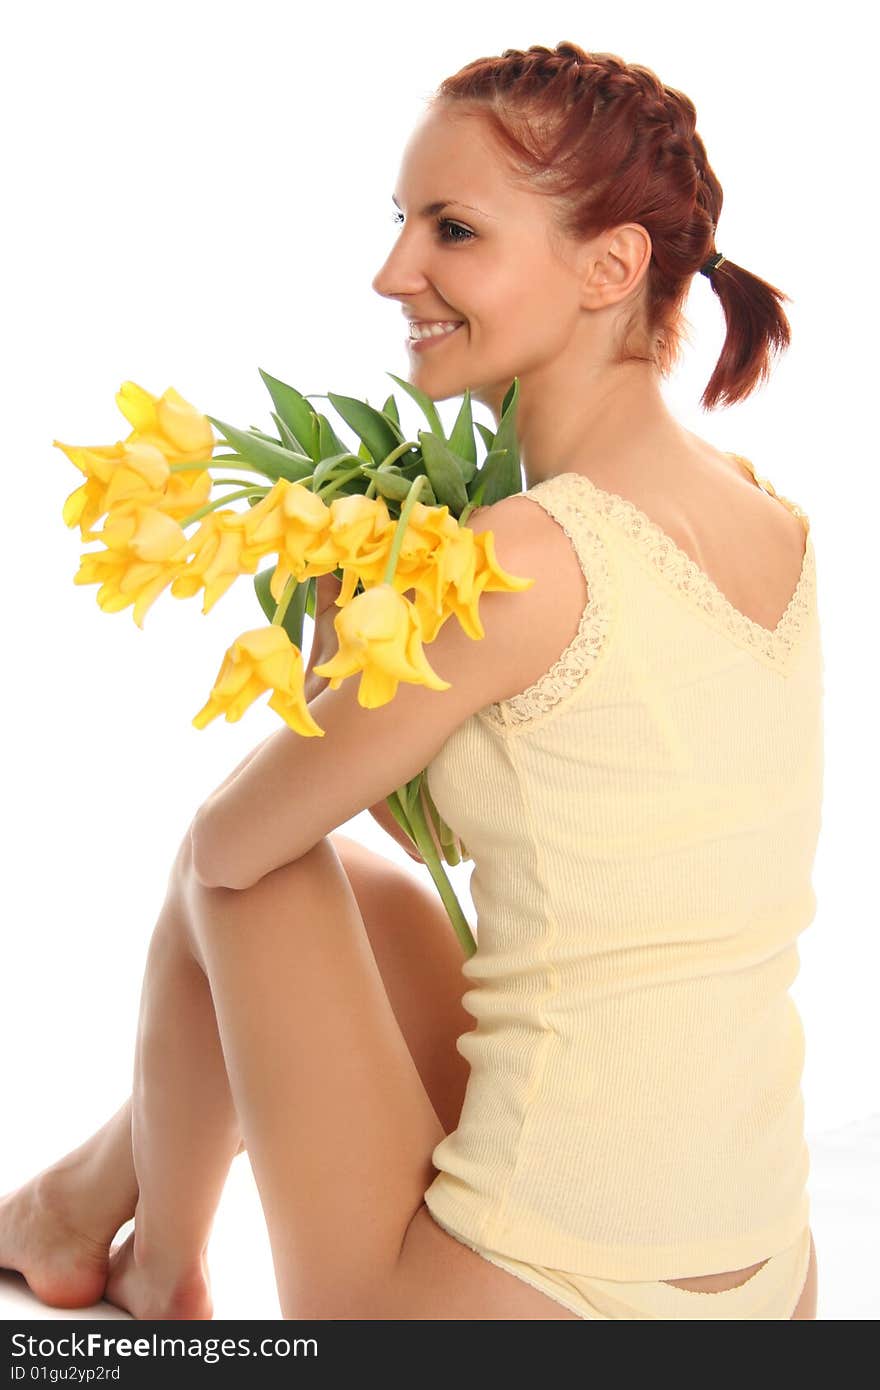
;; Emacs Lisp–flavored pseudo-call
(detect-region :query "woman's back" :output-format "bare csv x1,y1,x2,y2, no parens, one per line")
422,447,822,1283
583,436,813,635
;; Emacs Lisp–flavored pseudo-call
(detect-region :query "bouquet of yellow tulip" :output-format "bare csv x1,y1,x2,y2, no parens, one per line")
54,369,533,957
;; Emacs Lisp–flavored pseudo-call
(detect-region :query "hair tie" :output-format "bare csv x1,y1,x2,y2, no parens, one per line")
700,251,726,277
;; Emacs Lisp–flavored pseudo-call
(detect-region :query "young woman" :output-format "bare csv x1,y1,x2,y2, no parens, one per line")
0,42,820,1319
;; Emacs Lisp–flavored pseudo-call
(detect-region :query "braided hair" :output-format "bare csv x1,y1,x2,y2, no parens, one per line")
429,42,792,411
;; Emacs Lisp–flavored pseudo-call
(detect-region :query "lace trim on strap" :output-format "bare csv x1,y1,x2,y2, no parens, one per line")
557,465,816,671
478,480,615,733
731,452,811,530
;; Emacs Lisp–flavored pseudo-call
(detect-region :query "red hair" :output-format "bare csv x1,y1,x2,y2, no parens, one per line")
429,42,793,411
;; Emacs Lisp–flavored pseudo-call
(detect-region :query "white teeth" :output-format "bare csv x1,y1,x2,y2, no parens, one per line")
409,320,463,340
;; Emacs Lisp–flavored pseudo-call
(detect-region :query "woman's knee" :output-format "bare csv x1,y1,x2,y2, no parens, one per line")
160,822,214,972
166,820,198,895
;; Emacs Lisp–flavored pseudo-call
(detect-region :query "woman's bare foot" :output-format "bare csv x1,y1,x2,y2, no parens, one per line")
0,1168,112,1309
103,1231,213,1320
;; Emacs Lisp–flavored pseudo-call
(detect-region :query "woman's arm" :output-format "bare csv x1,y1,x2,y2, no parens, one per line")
190,495,548,888
301,581,425,859
204,613,407,856
203,732,274,803
202,622,331,807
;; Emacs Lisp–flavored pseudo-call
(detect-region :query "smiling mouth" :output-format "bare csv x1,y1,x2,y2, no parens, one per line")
409,318,463,337
407,322,465,351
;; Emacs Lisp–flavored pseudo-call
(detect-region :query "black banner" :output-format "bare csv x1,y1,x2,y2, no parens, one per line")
2,1319,562,1382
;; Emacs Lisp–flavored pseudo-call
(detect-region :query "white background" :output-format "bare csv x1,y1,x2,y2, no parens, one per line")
1,0,876,1319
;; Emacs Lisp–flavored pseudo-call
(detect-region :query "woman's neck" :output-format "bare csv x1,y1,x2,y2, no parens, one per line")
487,361,693,491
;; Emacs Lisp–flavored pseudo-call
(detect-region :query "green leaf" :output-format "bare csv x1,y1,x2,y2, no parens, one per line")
385,371,445,437
475,421,496,453
205,416,313,483
309,451,366,490
253,569,312,650
314,410,350,460
382,393,401,427
486,378,522,494
259,369,320,457
468,447,512,506
272,412,309,455
418,432,470,513
326,392,405,464
500,376,519,418
254,566,278,623
448,390,477,470
364,468,414,502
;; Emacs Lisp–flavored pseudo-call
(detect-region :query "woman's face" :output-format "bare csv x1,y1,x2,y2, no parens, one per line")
372,103,595,417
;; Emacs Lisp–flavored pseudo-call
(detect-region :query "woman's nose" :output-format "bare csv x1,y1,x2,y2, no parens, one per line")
371,239,429,301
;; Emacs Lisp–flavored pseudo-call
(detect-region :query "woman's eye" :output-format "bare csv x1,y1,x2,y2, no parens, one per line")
390,210,474,245
436,217,474,244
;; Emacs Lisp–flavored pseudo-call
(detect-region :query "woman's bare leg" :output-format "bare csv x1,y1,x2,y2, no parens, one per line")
96,835,255,1320
0,765,267,1308
0,842,247,1317
1,827,476,1317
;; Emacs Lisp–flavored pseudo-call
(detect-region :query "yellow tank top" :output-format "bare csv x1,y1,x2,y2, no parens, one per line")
422,457,823,1281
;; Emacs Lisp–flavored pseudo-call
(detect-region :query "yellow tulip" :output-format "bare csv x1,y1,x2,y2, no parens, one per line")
242,480,340,603
312,583,450,708
474,526,535,592
303,497,446,616
373,499,454,614
321,493,397,603
327,492,393,560
399,514,477,640
192,625,325,737
439,525,536,641
168,509,259,614
370,508,534,644
73,504,191,629
115,381,216,463
56,437,212,542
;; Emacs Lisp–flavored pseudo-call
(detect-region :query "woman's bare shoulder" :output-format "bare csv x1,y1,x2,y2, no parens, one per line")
464,491,592,707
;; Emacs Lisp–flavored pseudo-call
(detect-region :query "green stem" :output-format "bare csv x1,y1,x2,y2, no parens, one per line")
272,573,299,628
364,441,419,500
382,474,427,587
211,477,267,488
420,777,461,866
178,485,269,529
385,789,416,839
315,464,368,502
405,778,476,958
378,440,419,470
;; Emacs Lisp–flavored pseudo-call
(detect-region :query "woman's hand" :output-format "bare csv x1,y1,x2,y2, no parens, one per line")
367,786,469,867
367,796,425,863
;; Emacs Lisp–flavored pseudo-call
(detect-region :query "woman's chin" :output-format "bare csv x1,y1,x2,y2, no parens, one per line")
406,362,472,402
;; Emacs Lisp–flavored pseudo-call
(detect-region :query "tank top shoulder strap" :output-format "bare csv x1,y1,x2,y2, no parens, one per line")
727,453,811,535
478,473,616,734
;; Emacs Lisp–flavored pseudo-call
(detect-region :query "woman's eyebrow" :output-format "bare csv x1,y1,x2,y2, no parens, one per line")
391,192,494,218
